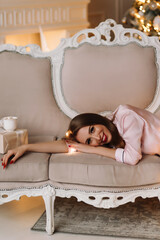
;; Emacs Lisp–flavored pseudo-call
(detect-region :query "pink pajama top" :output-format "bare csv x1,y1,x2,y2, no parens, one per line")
110,105,160,165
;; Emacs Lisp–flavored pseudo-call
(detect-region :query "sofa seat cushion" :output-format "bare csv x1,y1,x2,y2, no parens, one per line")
49,153,160,187
0,152,50,182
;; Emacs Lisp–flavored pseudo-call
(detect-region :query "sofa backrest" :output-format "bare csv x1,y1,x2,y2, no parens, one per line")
53,19,160,118
0,49,70,138
0,19,160,138
61,43,157,113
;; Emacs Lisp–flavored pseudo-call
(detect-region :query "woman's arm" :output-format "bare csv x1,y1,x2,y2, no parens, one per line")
24,140,68,153
93,146,116,159
115,110,144,165
2,140,68,168
69,142,116,160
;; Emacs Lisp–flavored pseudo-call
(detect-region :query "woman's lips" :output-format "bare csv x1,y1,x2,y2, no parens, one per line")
102,133,107,143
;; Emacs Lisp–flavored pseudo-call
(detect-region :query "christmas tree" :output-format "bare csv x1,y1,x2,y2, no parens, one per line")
122,0,160,37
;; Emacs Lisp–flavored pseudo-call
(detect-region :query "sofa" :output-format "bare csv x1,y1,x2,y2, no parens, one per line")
0,19,160,235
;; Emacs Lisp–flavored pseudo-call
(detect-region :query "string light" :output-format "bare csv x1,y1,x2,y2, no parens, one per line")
65,130,72,138
69,148,77,153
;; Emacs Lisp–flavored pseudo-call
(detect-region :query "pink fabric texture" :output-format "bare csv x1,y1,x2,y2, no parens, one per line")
110,105,160,165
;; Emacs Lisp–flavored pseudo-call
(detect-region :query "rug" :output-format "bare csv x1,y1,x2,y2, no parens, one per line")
31,196,160,239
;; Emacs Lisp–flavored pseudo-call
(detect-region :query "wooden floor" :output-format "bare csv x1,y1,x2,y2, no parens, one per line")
0,195,137,240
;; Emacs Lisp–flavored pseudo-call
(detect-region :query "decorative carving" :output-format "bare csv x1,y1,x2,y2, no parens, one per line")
0,43,42,56
0,183,160,234
51,19,160,118
42,186,56,235
0,185,56,235
55,186,160,209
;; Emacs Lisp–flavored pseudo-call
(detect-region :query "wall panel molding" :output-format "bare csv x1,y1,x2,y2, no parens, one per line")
0,0,90,37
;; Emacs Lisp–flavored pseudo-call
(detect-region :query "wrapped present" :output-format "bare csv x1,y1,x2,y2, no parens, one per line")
0,129,28,154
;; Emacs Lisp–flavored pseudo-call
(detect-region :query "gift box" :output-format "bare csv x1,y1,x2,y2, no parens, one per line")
0,129,28,154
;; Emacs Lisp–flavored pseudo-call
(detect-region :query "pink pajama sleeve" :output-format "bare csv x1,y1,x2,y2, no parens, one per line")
115,112,144,165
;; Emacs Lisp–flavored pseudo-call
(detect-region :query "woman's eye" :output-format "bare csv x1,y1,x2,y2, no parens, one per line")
87,138,91,145
90,126,94,134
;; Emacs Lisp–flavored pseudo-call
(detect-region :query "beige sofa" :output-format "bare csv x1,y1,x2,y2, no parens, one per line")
0,19,160,235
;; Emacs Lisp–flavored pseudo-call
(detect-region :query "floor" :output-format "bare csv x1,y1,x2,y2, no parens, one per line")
0,196,139,240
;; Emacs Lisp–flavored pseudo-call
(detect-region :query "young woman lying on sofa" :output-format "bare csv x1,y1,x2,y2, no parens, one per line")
2,104,160,168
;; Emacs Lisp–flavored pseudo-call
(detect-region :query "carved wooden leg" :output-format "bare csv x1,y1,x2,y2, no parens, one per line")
42,186,56,235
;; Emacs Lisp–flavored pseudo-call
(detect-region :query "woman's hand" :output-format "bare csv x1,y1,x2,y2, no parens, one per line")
1,145,27,169
67,141,96,154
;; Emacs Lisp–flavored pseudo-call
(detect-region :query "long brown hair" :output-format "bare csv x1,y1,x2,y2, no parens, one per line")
66,113,125,148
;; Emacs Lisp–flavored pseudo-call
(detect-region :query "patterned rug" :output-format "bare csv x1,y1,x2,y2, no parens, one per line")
31,196,160,239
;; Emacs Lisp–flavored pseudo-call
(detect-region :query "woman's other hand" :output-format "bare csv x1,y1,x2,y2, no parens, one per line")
67,141,96,154
66,140,116,159
1,145,27,169
1,140,69,169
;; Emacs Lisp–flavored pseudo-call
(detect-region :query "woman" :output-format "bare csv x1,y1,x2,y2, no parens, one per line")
2,104,160,168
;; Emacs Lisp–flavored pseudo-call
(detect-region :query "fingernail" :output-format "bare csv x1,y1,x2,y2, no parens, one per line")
2,163,3,166
68,145,71,147
3,165,6,169
10,161,13,164
1,158,3,161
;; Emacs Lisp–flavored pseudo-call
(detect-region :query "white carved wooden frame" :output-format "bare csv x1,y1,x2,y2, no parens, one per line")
1,184,160,235
0,19,160,235
52,18,160,119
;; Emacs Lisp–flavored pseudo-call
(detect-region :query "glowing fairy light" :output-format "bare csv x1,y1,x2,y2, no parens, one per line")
65,130,72,138
69,147,77,153
135,13,141,19
65,131,69,137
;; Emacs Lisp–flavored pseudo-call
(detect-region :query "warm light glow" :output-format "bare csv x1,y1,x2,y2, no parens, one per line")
65,130,72,138
139,6,143,10
135,13,141,19
40,29,68,51
5,33,40,46
137,0,145,3
142,24,151,33
69,148,77,153
122,0,160,37
5,29,68,52
66,131,69,138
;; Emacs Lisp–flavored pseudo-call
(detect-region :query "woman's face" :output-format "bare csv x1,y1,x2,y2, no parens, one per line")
76,124,112,146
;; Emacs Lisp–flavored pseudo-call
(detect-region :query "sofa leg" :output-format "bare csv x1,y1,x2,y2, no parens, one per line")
43,194,56,235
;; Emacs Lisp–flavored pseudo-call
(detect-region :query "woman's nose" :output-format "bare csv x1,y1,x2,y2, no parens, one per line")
92,134,100,141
